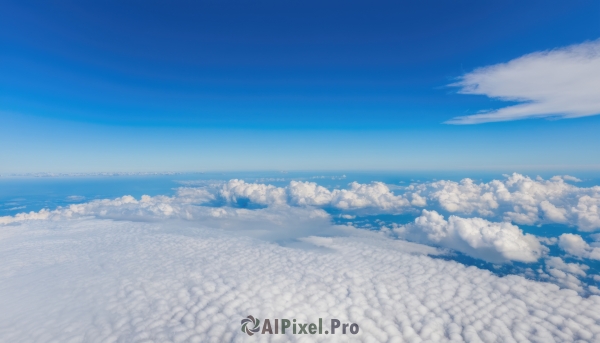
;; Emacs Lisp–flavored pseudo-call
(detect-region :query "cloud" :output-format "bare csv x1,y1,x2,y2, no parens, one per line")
545,257,588,277
4,173,600,232
396,210,545,263
447,40,600,124
407,173,600,231
200,174,600,232
415,177,504,216
327,181,410,211
558,233,600,260
562,175,582,182
219,179,411,212
1,177,590,265
220,179,287,206
0,192,344,243
1,217,600,342
543,257,589,293
571,195,600,232
288,180,333,206
160,174,600,233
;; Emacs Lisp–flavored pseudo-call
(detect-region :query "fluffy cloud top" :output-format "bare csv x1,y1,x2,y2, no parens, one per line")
396,210,545,263
211,174,600,232
219,179,410,212
1,217,600,342
0,180,548,264
446,40,600,124
407,173,600,231
3,173,600,233
543,257,591,293
559,233,600,260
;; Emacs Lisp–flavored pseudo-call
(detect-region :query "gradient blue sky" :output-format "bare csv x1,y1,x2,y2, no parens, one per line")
1,0,599,173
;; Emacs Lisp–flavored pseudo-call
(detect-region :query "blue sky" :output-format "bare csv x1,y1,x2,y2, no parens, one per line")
1,0,599,172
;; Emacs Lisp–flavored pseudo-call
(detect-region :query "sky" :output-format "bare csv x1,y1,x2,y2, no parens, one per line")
1,0,600,173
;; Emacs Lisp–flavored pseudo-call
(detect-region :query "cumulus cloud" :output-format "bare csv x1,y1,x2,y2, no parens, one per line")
395,210,545,263
4,173,600,232
447,39,600,124
543,257,590,293
571,195,600,232
218,179,411,213
220,179,288,206
327,181,410,211
288,180,333,206
1,217,600,342
407,173,600,231
558,233,600,260
545,257,588,277
217,174,600,231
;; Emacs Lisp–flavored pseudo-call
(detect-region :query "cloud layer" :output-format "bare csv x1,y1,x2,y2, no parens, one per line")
3,173,599,233
1,218,600,342
1,174,600,341
447,40,600,124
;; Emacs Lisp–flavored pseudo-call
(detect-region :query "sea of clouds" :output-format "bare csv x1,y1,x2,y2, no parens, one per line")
1,173,600,342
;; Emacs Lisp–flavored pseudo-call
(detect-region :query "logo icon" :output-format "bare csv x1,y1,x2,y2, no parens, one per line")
241,315,261,336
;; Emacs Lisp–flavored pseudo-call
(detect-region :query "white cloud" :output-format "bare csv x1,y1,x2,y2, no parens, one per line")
562,175,582,182
542,256,590,293
1,216,600,342
540,200,568,223
417,178,504,216
288,180,333,206
173,175,600,232
328,181,410,211
545,257,588,277
5,173,600,232
407,173,600,231
220,179,288,206
571,195,600,232
447,40,600,124
218,180,411,213
558,233,600,260
396,210,545,263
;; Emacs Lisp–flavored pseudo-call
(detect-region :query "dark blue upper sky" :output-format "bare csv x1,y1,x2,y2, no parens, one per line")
1,0,599,172
2,0,598,127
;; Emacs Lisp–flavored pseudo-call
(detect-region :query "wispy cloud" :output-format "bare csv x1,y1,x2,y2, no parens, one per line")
447,40,600,124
